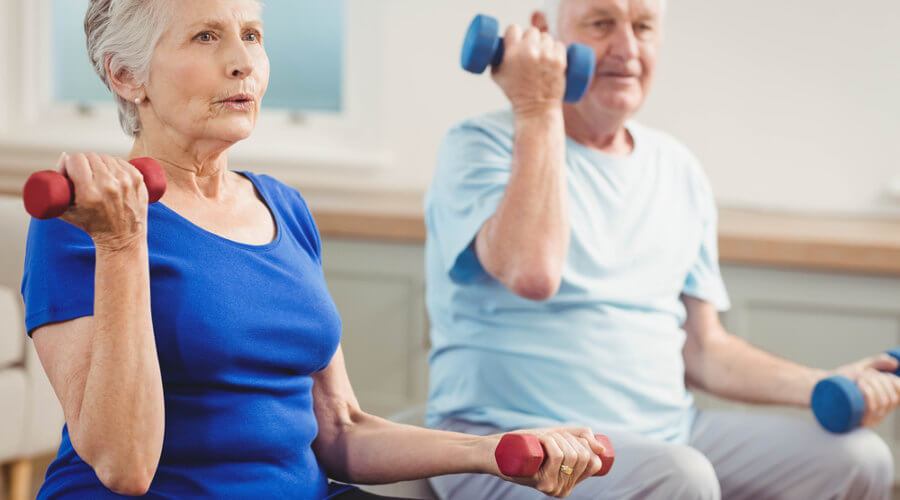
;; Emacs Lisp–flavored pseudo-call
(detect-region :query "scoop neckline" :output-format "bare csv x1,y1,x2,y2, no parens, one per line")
565,121,643,165
153,170,283,252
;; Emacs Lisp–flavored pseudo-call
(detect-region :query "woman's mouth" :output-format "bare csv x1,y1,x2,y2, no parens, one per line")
218,94,255,111
221,100,254,111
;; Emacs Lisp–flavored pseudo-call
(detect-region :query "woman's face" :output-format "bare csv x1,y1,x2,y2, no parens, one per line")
143,0,269,147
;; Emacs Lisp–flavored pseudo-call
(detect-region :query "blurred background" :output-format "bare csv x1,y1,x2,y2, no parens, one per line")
0,0,898,498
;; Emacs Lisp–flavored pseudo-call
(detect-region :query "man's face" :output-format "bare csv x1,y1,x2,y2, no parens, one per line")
556,0,663,117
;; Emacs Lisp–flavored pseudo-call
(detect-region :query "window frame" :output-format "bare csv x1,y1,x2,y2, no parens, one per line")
0,0,392,182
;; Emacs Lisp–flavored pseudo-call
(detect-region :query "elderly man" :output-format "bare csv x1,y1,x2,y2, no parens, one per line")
423,0,898,498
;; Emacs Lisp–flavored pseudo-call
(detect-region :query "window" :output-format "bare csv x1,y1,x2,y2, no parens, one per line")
52,0,344,113
0,0,387,176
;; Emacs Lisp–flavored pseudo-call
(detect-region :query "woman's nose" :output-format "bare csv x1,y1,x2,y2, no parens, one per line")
226,40,254,79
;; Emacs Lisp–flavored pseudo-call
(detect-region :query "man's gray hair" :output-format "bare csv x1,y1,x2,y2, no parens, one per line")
85,0,175,137
542,0,666,35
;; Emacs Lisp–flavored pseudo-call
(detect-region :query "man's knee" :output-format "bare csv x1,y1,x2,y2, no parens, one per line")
831,429,894,496
646,446,720,500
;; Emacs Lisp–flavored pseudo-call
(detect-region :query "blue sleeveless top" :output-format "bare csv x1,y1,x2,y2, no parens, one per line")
22,171,349,499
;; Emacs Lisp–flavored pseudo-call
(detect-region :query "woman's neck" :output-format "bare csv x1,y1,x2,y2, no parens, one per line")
129,136,232,201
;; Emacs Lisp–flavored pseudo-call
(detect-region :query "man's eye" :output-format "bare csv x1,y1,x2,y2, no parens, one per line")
245,31,262,43
196,32,214,42
593,20,614,29
635,23,653,32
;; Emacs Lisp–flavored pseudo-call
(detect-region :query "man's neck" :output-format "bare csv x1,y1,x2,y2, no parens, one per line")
562,105,634,156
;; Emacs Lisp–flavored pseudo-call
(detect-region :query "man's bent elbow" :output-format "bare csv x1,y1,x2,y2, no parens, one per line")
508,270,561,301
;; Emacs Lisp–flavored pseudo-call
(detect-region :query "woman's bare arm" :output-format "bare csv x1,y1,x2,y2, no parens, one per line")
311,347,606,498
310,347,493,484
33,241,164,496
31,152,165,496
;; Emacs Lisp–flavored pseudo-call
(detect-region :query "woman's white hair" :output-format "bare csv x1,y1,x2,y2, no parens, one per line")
85,0,262,137
542,0,667,35
85,0,175,137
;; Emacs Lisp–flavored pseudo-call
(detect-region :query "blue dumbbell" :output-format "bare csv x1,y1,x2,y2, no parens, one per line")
811,348,900,433
461,14,596,103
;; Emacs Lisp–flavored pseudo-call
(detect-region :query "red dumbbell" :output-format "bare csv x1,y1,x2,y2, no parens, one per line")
495,433,615,477
23,157,167,220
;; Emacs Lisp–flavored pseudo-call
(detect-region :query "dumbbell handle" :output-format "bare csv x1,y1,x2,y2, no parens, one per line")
495,433,614,477
811,348,900,433
23,157,167,220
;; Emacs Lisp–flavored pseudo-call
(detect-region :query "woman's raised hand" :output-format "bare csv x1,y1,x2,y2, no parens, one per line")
56,152,150,251
483,426,607,498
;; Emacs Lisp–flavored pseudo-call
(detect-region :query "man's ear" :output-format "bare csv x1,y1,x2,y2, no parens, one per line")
105,57,144,102
531,11,550,33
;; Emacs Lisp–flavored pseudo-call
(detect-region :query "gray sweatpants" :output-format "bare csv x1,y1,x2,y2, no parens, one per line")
428,410,894,500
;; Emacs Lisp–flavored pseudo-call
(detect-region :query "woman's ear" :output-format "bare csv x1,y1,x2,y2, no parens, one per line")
531,11,550,33
104,56,144,103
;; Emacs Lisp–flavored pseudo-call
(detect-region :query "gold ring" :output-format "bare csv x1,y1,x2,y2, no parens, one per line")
560,464,574,475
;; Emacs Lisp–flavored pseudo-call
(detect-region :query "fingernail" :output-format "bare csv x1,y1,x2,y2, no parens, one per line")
57,152,67,168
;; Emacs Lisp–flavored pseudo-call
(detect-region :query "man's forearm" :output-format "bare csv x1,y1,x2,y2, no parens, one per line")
476,108,569,295
686,333,828,408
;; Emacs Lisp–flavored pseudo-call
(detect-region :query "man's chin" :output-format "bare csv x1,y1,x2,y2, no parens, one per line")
586,91,643,116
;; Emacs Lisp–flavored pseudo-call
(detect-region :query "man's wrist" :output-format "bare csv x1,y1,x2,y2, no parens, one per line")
802,367,832,408
513,103,564,124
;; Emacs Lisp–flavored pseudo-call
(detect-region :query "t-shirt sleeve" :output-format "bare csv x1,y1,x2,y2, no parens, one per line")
21,218,97,337
681,158,731,311
266,175,323,266
293,192,323,266
425,120,512,283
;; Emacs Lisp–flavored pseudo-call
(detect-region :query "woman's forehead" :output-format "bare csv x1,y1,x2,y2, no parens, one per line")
167,0,262,31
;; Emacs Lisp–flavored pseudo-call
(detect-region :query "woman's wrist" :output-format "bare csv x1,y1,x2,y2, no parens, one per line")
470,435,502,476
93,231,148,254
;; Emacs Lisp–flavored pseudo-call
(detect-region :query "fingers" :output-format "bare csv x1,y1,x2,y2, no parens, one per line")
504,24,523,46
859,374,891,427
560,433,592,486
871,373,899,423
522,26,541,46
556,434,582,494
55,152,68,174
570,428,605,477
571,427,606,456
63,153,94,200
869,354,900,374
536,434,565,495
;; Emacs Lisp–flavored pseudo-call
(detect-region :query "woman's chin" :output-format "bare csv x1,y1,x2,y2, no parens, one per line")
210,123,256,143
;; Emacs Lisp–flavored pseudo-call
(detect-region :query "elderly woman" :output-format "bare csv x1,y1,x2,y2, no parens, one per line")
21,0,608,498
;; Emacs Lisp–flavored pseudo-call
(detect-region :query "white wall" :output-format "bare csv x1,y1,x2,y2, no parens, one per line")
2,0,897,217
369,0,900,217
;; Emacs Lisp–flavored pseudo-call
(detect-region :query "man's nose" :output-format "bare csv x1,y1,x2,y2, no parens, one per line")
606,24,640,62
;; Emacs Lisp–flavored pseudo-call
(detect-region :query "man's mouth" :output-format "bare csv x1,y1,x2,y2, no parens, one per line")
598,72,639,78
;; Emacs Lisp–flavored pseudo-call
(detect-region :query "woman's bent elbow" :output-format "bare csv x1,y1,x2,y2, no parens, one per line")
95,459,157,496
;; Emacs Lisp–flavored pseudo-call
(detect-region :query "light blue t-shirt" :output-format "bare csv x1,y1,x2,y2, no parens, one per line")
424,110,730,444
